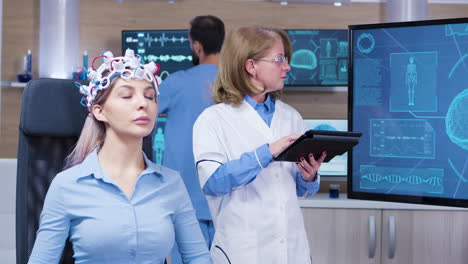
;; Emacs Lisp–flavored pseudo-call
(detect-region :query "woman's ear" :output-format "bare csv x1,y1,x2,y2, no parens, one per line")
91,104,107,123
244,59,256,78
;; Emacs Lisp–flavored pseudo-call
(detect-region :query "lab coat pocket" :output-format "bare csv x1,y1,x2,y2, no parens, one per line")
211,232,257,264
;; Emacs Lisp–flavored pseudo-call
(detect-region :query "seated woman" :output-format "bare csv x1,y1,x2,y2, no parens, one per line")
28,49,211,264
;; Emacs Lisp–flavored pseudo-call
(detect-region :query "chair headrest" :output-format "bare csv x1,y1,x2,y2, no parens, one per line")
20,78,88,137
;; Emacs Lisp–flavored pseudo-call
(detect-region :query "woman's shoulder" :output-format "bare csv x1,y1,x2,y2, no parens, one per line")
45,164,85,193
196,103,231,121
275,99,302,117
145,161,183,184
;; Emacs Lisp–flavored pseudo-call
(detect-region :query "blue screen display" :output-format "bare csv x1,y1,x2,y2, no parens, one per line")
285,29,348,86
350,19,468,204
152,116,167,165
122,30,193,80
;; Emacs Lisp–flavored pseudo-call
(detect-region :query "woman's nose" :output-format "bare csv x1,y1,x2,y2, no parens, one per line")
136,94,148,109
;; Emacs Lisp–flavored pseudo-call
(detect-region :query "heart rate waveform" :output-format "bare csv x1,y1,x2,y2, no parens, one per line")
144,54,192,63
370,119,435,159
122,30,193,80
125,32,189,48
360,165,444,194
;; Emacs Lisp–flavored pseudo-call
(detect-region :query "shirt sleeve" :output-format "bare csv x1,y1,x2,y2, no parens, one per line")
194,112,274,197
157,75,173,114
296,169,320,198
172,175,212,264
28,178,70,264
202,144,272,196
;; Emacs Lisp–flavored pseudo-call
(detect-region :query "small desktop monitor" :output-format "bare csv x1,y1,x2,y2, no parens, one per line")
304,119,348,179
348,17,468,207
122,30,193,80
152,116,167,165
285,29,349,87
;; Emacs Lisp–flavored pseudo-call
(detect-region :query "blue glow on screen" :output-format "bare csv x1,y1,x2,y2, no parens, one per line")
152,116,167,165
351,21,468,200
122,30,193,80
285,29,348,86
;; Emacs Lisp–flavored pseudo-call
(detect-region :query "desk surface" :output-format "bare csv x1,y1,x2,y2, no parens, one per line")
300,193,468,210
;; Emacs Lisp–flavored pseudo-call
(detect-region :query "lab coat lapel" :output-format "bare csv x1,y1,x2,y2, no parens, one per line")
237,100,274,143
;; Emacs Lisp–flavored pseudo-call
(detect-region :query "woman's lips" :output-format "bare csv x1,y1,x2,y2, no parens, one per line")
134,116,150,125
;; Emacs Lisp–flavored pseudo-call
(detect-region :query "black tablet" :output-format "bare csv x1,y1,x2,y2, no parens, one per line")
274,130,362,162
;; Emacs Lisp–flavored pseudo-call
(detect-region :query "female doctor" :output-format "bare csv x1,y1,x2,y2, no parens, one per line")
193,25,326,264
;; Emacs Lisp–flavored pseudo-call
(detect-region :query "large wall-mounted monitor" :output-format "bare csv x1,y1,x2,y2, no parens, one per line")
304,119,348,179
285,29,348,87
348,18,468,207
122,30,193,80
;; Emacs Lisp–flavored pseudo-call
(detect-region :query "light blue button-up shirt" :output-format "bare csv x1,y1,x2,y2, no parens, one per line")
202,95,320,197
28,149,211,264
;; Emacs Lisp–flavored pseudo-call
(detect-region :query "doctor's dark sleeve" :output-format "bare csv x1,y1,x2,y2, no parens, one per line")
193,112,273,197
28,178,70,264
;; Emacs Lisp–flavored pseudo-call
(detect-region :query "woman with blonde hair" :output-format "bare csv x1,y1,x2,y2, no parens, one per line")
28,49,211,264
193,26,326,263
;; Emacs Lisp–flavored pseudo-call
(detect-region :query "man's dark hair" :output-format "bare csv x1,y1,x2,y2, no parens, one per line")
189,15,225,55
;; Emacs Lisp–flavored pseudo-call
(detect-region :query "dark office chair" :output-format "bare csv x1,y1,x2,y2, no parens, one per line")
16,78,154,264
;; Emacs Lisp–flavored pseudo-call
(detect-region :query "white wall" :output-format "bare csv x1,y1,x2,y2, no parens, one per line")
0,0,3,129
0,159,17,264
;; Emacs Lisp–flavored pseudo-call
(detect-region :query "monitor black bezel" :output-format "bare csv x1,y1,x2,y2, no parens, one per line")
284,28,349,88
347,17,468,208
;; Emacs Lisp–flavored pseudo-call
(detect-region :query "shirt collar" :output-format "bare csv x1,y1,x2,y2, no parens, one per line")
244,94,274,112
76,148,163,181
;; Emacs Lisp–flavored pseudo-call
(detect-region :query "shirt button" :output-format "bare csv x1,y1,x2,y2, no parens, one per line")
280,239,285,244
130,249,136,257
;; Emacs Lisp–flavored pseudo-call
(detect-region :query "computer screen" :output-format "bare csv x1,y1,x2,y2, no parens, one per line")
122,30,193,80
348,18,468,207
285,29,348,87
304,119,348,177
152,116,167,165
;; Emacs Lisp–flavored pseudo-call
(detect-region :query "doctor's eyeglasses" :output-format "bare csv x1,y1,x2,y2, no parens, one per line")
257,55,289,65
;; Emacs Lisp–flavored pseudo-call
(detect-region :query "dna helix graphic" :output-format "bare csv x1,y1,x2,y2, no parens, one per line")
362,173,443,187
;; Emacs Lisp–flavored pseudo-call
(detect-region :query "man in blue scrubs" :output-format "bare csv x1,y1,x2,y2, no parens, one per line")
157,15,225,264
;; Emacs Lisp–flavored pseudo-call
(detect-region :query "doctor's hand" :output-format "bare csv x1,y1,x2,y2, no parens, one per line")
296,151,327,182
269,133,302,158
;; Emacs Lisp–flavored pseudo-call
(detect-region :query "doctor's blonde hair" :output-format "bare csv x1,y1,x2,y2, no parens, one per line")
212,25,292,106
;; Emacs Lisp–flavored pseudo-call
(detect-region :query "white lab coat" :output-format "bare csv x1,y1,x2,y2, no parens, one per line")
193,99,313,264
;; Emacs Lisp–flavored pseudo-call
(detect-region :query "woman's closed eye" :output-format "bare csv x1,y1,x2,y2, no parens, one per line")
145,92,156,100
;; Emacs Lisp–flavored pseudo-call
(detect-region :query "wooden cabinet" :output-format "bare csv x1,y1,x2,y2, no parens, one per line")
381,210,468,264
302,208,381,264
302,207,468,264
